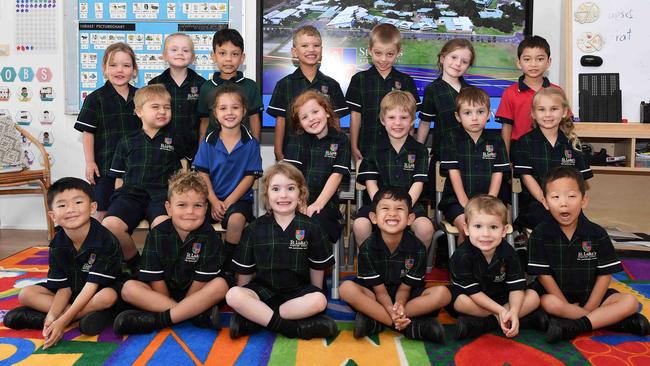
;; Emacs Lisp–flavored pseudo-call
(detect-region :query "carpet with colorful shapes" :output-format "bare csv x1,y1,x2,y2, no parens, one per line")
1,247,649,365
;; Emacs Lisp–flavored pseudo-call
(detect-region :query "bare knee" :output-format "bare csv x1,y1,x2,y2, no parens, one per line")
103,216,127,234
620,293,640,315
121,280,141,303
93,288,118,309
338,280,358,301
18,285,40,305
150,215,168,228
541,294,565,315
305,292,328,313
225,286,247,309
413,218,434,245
353,218,371,244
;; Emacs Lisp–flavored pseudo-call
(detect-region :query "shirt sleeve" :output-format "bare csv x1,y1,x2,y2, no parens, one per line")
595,228,623,275
356,152,379,184
450,250,481,295
74,91,100,133
196,84,213,118
86,233,123,286
244,140,263,177
308,222,334,270
418,84,437,122
194,231,224,282
138,231,165,282
345,72,363,113
232,224,256,274
267,77,288,118
405,76,422,110
282,134,303,167
440,133,459,173
357,241,382,287
330,82,350,117
413,144,429,183
192,136,212,173
403,241,426,287
504,245,527,292
46,245,70,290
495,88,514,125
492,137,511,173
527,228,552,275
108,137,128,178
574,149,594,180
332,134,351,176
248,80,265,115
512,137,533,177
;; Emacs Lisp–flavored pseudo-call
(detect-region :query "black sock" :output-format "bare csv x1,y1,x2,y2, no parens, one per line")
223,241,237,270
267,311,299,338
155,309,173,328
576,316,592,332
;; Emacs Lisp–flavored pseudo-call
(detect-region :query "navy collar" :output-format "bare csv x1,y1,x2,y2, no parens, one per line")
158,68,201,87
368,231,419,255
156,218,214,236
205,124,253,145
211,71,245,86
101,81,136,104
54,218,105,252
529,127,570,145
517,74,551,92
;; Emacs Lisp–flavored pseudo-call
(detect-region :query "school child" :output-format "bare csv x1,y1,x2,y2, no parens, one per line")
339,187,450,342
527,167,650,343
449,194,547,340
102,85,193,271
511,88,592,230
346,23,420,161
193,84,263,268
496,35,569,153
148,33,206,155
112,171,231,334
74,42,141,222
416,38,475,163
197,28,263,140
354,91,433,248
439,87,510,244
4,178,123,348
283,89,351,242
268,25,349,161
225,163,338,340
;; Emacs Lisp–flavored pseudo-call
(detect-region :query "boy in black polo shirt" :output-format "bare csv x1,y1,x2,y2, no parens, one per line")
528,167,649,343
346,23,420,161
439,86,510,244
268,25,349,161
197,28,263,140
340,187,449,342
103,85,193,271
354,90,433,249
4,178,123,348
112,171,230,334
449,195,547,340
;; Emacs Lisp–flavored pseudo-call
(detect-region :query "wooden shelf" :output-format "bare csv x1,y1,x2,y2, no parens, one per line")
575,122,650,139
591,166,650,175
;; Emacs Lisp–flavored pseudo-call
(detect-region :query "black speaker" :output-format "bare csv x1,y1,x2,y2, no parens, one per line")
641,102,650,123
580,55,603,67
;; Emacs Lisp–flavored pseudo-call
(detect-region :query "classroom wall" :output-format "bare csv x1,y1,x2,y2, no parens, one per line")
0,1,564,230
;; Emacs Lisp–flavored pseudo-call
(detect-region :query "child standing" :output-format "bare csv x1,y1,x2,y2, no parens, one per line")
4,178,123,348
225,163,338,340
113,171,231,334
439,87,510,244
512,88,592,230
528,167,649,343
148,33,205,155
74,42,141,222
284,90,351,243
193,84,263,268
353,91,433,249
346,23,420,161
340,187,449,342
268,25,349,161
197,29,263,141
449,195,547,340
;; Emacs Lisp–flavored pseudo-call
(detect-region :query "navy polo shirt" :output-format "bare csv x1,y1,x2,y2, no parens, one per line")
193,125,263,201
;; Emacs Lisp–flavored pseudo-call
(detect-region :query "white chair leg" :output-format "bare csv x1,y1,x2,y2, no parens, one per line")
347,234,356,272
447,233,456,257
331,239,340,300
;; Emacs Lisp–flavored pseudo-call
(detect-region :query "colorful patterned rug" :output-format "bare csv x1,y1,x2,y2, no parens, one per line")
1,247,649,365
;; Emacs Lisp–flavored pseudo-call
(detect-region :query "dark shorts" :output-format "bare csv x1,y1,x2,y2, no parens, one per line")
529,279,619,307
106,191,167,234
356,202,428,220
442,203,465,224
37,280,122,304
92,175,116,211
446,284,509,318
311,206,343,243
208,200,254,230
515,198,551,230
355,280,439,316
245,282,323,310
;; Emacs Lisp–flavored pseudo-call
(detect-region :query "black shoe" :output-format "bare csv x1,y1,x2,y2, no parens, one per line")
191,304,221,330
520,309,549,332
545,318,582,344
229,312,261,339
113,310,159,335
296,314,338,340
79,310,112,335
353,312,383,338
403,317,446,344
3,306,46,330
455,316,498,340
609,313,650,336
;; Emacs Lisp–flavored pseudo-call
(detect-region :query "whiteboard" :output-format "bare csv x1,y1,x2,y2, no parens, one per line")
568,0,650,122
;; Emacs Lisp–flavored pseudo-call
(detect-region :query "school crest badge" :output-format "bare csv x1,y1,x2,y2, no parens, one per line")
565,150,573,159
191,86,199,94
562,149,576,165
486,145,494,153
324,143,338,158
296,230,305,241
404,258,414,269
321,85,329,95
408,154,416,163
582,241,592,252
394,81,402,90
164,137,173,145
192,242,202,254
88,253,96,265
483,145,497,159
330,144,338,152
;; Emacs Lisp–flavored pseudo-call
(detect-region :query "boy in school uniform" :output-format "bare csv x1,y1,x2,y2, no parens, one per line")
495,35,569,153
353,91,433,249
113,171,231,334
339,187,450,342
4,178,123,348
346,23,420,161
103,85,193,271
268,25,349,161
449,194,547,340
528,167,650,343
196,28,263,140
439,87,510,244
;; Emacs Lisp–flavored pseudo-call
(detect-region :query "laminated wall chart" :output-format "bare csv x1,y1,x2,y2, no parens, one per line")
77,1,229,107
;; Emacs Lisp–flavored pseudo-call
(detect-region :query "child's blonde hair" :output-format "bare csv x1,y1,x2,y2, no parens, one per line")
292,25,321,46
290,90,341,134
167,170,208,201
260,163,309,213
369,23,401,50
380,90,416,121
437,38,475,71
134,84,171,109
532,88,581,150
163,33,195,58
102,42,138,75
465,194,508,226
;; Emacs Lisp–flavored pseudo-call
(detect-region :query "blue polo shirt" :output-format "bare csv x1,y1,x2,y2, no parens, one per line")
193,125,262,201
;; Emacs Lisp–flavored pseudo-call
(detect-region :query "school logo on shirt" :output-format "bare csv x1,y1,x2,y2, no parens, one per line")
192,242,202,254
393,81,402,90
321,85,329,95
160,137,175,152
290,229,308,250
188,86,199,101
404,258,414,269
482,144,497,160
403,154,416,171
494,263,506,282
324,143,338,159
82,253,96,272
88,253,96,265
562,149,576,166
578,241,597,261
295,230,305,240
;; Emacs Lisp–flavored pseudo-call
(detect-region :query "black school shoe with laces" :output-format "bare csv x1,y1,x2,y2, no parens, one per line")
403,317,446,344
79,310,113,335
296,314,338,339
229,312,262,339
353,312,384,338
455,315,499,340
520,308,550,332
3,306,46,330
191,304,221,330
608,313,650,336
113,310,159,335
546,317,583,343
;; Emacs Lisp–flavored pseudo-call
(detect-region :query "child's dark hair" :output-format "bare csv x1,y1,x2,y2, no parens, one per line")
371,187,413,213
290,89,341,133
542,166,587,196
212,84,248,126
212,28,244,52
455,86,490,112
47,177,95,208
517,35,551,58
